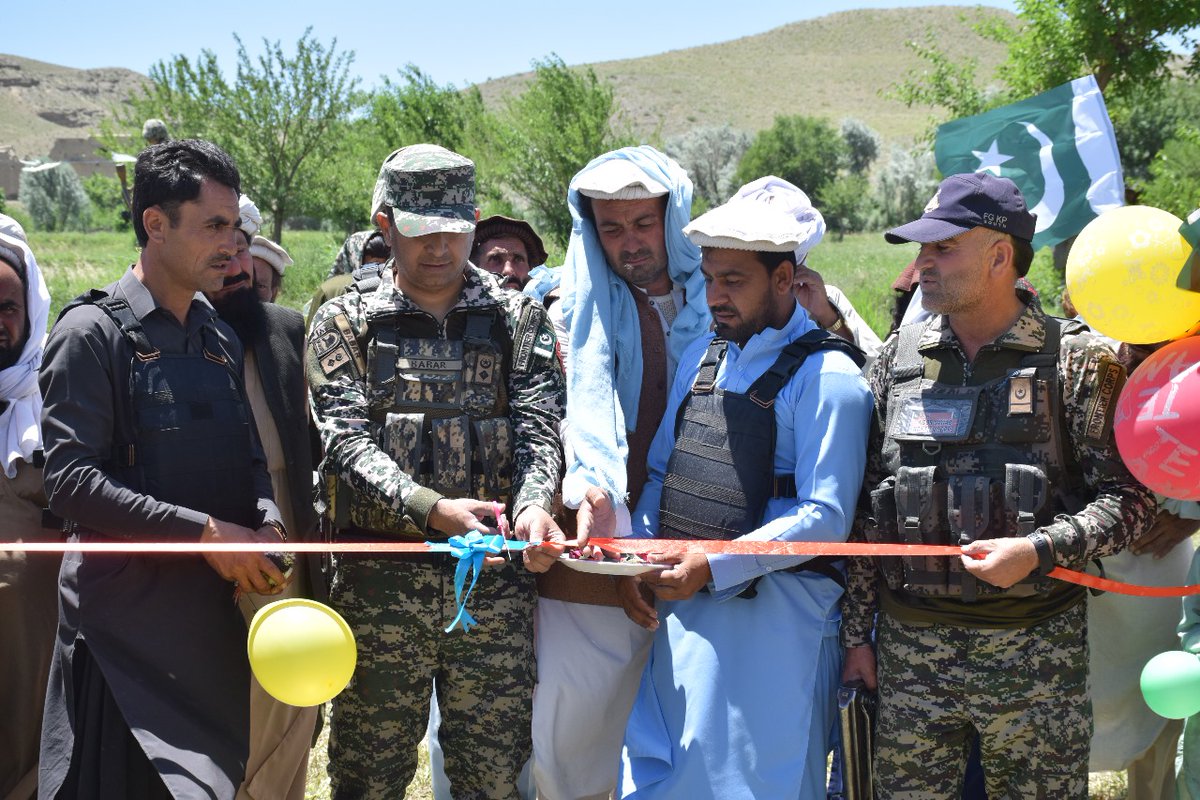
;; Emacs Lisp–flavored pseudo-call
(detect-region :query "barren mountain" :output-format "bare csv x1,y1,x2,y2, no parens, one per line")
0,54,147,159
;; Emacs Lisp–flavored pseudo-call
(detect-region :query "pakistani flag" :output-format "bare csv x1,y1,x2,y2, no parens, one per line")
935,75,1124,250
1181,208,1200,293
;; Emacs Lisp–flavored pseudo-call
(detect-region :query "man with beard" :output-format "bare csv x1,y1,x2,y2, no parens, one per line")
470,215,548,291
39,139,287,800
206,195,320,800
532,146,709,800
615,196,871,798
840,173,1156,798
0,221,58,800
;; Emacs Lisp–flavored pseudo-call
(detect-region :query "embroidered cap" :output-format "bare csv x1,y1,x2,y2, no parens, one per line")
683,199,809,253
250,236,293,276
885,172,1037,244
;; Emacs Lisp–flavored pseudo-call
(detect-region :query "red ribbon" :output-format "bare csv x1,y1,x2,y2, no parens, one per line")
6,538,1198,597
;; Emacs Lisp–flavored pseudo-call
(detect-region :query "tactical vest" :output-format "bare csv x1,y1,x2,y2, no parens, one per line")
67,292,257,532
339,283,515,535
866,316,1085,601
659,331,865,592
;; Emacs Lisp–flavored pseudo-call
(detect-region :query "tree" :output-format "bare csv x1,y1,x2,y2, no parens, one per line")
820,174,870,239
870,144,940,228
82,173,130,232
840,119,881,176
1110,78,1200,185
889,1,1200,122
496,55,634,249
19,163,91,232
993,0,1200,98
1139,125,1200,217
108,29,359,243
665,125,752,212
733,116,846,203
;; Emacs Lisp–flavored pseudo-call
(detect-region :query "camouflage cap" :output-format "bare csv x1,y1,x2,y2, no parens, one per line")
375,144,476,238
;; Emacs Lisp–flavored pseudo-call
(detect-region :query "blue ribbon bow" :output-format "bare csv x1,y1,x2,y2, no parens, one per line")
425,534,529,633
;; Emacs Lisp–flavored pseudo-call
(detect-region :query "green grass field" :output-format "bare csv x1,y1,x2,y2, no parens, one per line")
25,229,1126,800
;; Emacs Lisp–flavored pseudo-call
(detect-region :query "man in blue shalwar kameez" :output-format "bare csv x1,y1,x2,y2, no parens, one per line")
615,193,874,799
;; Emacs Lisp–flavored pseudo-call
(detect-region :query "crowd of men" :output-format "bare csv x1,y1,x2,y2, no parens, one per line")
0,133,1195,800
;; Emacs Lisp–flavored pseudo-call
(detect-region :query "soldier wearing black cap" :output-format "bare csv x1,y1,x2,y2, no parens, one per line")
840,172,1157,799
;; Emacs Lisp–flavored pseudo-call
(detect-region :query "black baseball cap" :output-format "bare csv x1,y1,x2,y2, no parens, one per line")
885,172,1037,245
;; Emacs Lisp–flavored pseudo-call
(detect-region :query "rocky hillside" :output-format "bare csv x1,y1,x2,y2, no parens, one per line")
0,54,147,159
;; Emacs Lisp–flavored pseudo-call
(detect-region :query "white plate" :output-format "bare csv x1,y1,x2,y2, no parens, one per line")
557,555,670,577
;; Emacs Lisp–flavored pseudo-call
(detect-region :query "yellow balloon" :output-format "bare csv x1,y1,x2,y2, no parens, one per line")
1066,205,1200,344
247,599,356,707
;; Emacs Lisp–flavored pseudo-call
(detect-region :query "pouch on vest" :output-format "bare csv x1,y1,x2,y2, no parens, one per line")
431,416,471,497
382,412,426,478
472,418,513,500
894,465,951,595
865,476,904,591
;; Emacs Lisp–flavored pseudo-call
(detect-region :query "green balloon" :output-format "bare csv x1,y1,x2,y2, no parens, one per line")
1141,650,1200,719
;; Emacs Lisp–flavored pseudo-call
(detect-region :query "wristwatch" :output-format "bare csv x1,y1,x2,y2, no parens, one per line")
823,309,846,333
1027,531,1055,576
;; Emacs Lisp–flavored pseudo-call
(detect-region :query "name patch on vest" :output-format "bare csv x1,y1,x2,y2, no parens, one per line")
892,395,974,440
397,358,463,371
1084,359,1123,445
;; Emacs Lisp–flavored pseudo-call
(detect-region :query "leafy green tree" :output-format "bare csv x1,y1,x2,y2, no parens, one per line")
665,124,752,212
993,0,1200,98
889,1,1200,127
81,173,130,232
733,115,846,204
19,163,91,232
840,119,881,176
1110,79,1200,184
106,28,359,243
820,174,870,239
1139,125,1200,217
496,55,634,249
371,66,486,154
870,144,940,228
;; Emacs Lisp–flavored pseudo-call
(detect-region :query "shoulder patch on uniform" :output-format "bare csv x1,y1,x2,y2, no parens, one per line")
312,313,366,379
511,302,542,374
1083,358,1124,446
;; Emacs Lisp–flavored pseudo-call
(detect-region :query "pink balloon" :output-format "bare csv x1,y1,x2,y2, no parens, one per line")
1114,336,1200,500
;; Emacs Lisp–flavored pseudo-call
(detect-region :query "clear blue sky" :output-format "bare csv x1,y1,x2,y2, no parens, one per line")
7,1,1016,89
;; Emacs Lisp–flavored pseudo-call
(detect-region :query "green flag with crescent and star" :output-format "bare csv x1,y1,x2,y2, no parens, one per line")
935,75,1124,251
1181,208,1200,293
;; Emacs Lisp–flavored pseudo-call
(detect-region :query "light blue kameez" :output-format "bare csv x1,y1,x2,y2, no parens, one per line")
618,303,873,799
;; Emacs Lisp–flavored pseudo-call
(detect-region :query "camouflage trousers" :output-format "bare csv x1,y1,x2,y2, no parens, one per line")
328,555,536,800
874,602,1091,800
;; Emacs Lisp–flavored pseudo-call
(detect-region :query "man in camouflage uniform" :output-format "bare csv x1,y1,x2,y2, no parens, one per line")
307,144,565,800
840,172,1157,799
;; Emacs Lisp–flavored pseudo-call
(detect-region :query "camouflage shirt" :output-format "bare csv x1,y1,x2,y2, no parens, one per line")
327,230,373,279
307,263,565,535
841,291,1156,647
